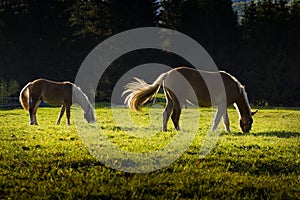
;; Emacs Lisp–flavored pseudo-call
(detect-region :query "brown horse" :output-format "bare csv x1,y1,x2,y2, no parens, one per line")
19,78,96,125
123,67,257,133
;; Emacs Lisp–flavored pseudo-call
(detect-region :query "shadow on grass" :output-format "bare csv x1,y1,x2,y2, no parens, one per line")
46,158,106,170
224,157,300,175
253,131,300,138
225,131,300,138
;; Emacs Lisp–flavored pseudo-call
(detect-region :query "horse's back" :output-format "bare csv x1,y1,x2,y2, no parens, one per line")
30,79,73,105
165,67,241,106
165,67,212,106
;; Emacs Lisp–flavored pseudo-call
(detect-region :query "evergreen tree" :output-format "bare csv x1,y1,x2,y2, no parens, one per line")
240,0,300,106
159,0,184,29
68,0,111,40
160,0,238,68
0,0,74,83
111,0,158,34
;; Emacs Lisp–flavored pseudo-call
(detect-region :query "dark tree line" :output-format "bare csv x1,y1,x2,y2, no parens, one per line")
0,0,299,106
239,0,300,106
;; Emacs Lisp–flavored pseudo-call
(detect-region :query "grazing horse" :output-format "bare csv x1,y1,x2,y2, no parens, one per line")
123,67,257,133
19,78,96,125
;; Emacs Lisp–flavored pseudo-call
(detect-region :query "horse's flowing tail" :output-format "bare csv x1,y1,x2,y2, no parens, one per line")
19,82,31,111
123,72,169,111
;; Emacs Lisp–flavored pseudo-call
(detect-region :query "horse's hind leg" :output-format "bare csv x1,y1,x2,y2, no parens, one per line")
56,105,65,125
222,110,230,132
29,98,40,125
29,98,34,125
32,100,41,125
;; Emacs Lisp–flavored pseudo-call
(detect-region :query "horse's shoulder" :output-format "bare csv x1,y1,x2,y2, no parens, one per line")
62,82,75,90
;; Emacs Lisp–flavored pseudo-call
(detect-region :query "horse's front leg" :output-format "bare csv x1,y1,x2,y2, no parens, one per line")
222,110,230,132
56,105,65,125
212,106,226,131
171,99,181,131
162,98,174,131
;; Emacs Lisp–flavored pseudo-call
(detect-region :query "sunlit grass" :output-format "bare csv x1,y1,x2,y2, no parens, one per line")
0,106,299,199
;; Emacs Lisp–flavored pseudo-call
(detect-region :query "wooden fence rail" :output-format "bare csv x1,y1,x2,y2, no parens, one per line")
0,97,20,109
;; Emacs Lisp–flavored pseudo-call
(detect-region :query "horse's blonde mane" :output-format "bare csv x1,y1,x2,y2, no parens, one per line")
241,87,252,114
220,70,244,93
220,70,252,116
71,83,93,111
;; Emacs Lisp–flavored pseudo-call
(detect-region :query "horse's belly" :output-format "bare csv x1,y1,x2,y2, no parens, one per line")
41,91,65,105
186,97,212,107
43,97,63,105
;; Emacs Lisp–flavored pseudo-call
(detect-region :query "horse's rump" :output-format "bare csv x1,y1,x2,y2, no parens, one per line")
19,82,32,111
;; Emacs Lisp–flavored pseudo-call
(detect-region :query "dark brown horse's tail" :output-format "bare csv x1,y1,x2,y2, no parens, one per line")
123,72,169,111
19,82,31,111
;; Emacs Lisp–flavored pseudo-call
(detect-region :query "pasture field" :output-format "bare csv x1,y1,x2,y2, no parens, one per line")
0,106,299,199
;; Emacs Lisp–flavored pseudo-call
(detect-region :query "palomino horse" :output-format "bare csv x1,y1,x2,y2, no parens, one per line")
123,67,257,133
19,78,96,125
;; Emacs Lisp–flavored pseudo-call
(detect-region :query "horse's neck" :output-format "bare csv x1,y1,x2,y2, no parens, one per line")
235,92,251,120
73,86,90,112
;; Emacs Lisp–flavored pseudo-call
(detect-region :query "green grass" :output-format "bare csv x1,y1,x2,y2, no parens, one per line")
0,106,299,199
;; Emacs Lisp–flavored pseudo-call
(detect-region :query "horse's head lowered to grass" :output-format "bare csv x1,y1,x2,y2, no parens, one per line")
239,110,258,133
84,106,96,123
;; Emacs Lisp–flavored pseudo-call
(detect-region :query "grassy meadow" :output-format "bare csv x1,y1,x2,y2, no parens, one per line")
0,105,299,199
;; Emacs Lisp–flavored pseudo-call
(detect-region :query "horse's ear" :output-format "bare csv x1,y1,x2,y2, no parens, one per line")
251,110,258,116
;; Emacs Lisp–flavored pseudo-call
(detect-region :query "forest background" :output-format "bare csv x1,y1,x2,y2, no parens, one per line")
0,0,299,106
